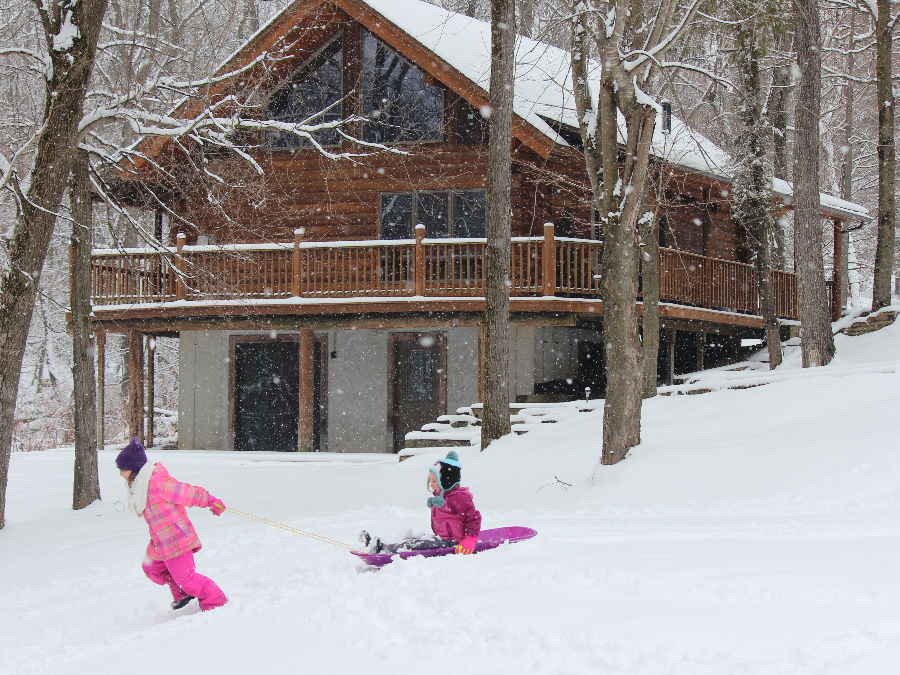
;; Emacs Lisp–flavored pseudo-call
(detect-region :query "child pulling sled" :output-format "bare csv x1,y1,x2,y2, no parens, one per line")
116,438,228,611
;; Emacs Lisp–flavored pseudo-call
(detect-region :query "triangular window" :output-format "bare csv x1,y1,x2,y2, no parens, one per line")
266,34,343,148
362,31,443,144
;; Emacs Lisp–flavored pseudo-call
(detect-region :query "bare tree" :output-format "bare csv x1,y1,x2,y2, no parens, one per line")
0,0,110,529
730,0,785,369
793,0,835,366
570,0,700,465
481,0,516,449
871,0,895,310
70,149,99,509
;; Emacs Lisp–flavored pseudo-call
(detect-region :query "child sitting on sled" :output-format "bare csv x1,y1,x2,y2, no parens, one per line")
361,450,481,555
116,438,228,611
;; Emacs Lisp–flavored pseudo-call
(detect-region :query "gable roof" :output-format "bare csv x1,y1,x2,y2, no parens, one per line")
160,0,869,222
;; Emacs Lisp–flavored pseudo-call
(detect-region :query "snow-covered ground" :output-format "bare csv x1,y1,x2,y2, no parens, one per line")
3,316,900,675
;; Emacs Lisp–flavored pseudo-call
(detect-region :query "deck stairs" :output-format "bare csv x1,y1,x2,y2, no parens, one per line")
840,309,898,337
398,400,601,461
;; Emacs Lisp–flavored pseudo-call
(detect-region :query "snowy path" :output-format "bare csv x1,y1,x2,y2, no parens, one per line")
3,321,900,674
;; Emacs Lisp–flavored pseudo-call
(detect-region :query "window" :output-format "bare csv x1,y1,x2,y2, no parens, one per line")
362,31,444,144
458,100,488,145
266,35,343,148
406,349,435,401
590,208,604,242
379,190,486,239
453,191,486,238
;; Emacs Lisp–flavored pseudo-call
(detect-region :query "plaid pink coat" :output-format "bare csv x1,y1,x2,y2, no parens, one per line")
142,463,212,561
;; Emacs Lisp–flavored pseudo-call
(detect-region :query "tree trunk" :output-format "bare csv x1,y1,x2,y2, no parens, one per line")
70,150,100,510
518,0,534,37
481,0,515,450
793,0,835,366
767,31,791,271
839,12,855,312
600,106,655,464
733,16,783,369
0,0,109,529
872,0,895,311
640,209,660,398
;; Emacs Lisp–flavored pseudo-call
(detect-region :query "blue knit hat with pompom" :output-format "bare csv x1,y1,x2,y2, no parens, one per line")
427,451,461,508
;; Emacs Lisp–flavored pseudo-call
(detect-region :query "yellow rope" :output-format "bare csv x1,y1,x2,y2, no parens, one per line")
226,508,362,553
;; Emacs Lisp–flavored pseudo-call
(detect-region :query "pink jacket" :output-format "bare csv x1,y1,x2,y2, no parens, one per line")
430,486,481,543
142,464,212,561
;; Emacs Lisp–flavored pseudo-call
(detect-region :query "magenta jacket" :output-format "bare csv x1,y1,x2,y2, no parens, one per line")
430,486,481,543
143,464,212,561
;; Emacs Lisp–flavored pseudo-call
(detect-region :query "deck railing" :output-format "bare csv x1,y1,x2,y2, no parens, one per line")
91,225,801,320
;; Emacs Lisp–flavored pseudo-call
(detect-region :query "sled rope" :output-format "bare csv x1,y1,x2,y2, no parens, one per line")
226,508,361,552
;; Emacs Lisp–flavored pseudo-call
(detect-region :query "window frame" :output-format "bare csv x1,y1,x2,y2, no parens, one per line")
377,189,487,239
263,31,345,150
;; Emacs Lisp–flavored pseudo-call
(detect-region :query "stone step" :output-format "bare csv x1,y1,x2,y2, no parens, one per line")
842,310,898,336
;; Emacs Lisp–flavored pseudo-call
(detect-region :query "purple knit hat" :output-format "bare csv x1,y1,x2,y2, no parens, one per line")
115,437,147,474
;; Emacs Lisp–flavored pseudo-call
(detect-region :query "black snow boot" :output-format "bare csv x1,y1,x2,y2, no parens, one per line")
171,595,195,610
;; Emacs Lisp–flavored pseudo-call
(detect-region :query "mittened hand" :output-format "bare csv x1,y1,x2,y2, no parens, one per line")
456,536,478,555
209,498,226,516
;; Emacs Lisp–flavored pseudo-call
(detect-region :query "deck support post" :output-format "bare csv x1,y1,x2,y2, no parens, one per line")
414,224,426,296
96,331,105,450
128,331,145,442
175,233,187,301
146,334,155,448
298,327,315,452
477,322,485,403
293,228,303,297
696,332,705,372
665,326,676,386
832,218,844,321
542,222,555,296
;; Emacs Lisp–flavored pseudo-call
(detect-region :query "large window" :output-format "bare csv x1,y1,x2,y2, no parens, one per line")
266,35,343,148
379,190,486,239
362,31,444,144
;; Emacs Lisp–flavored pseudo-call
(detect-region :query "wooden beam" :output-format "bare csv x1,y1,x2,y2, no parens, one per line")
128,331,145,442
696,331,705,372
147,334,155,448
542,222,556,296
298,327,315,452
665,327,676,386
832,218,844,322
96,331,105,450
477,322,485,403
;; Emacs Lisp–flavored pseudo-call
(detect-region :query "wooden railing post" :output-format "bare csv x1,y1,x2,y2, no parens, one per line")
542,222,555,296
832,218,844,322
293,228,304,297
96,331,105,450
414,224,426,296
175,233,187,301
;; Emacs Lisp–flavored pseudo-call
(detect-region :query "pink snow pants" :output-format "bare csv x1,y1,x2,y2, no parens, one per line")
142,550,227,611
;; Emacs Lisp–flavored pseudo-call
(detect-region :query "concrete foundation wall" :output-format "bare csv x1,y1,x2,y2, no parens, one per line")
326,330,389,454
178,330,230,450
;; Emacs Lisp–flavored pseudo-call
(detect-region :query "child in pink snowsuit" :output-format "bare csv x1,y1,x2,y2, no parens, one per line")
116,438,228,611
427,451,481,554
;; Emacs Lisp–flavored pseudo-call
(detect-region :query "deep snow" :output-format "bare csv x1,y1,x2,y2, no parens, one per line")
2,317,900,674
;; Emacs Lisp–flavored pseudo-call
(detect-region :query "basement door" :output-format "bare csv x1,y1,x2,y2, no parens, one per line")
391,333,446,453
234,342,299,452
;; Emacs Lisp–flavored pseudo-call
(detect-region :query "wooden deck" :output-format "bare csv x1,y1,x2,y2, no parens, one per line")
89,227,801,331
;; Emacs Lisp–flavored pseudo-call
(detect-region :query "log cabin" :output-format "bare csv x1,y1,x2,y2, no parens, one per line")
90,0,869,453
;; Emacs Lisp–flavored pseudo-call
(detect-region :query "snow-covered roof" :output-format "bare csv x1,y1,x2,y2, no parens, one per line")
210,0,869,222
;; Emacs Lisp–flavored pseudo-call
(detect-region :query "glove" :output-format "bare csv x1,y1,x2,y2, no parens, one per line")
209,497,226,516
455,536,478,555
